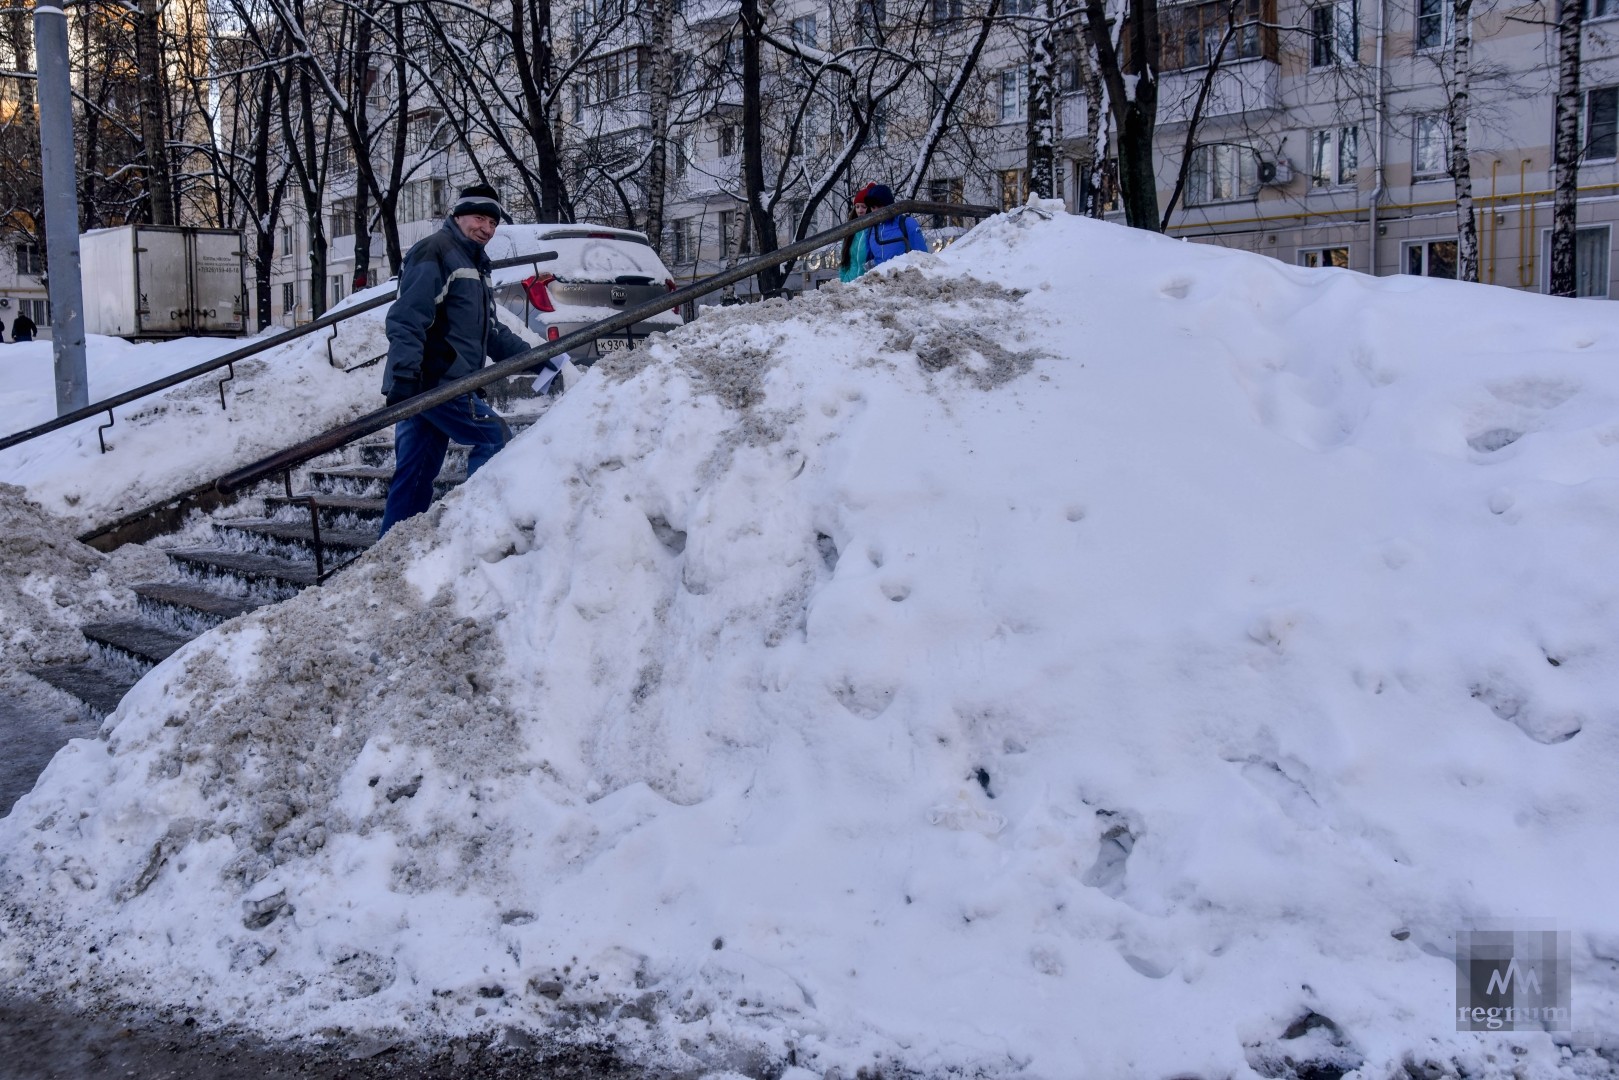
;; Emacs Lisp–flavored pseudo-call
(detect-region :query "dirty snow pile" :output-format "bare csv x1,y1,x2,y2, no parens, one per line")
5,203,1619,1079
0,290,395,532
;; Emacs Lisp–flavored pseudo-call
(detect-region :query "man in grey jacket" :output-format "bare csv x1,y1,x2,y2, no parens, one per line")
378,183,532,537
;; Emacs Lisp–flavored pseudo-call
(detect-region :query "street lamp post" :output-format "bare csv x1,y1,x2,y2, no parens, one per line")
32,3,89,415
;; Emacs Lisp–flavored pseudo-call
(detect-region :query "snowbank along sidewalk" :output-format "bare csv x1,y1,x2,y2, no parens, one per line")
3,203,1619,1079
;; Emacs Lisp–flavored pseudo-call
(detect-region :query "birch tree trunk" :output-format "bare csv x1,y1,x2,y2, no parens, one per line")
1027,0,1058,199
1448,0,1478,282
1549,0,1583,297
644,0,676,251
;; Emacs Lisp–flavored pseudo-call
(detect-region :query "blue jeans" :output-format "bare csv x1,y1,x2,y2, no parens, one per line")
378,393,510,537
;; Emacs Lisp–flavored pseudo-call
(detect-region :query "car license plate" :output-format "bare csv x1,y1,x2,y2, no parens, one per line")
596,337,634,352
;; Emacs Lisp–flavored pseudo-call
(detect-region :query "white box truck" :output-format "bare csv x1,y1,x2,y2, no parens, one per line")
80,225,248,338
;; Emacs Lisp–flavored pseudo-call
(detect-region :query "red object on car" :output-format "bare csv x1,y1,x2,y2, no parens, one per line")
524,273,557,312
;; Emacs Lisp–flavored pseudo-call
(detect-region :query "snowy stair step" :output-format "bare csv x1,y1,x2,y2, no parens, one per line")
28,664,137,718
308,466,466,494
82,620,195,667
167,548,319,589
263,493,387,518
133,582,262,622
218,520,378,552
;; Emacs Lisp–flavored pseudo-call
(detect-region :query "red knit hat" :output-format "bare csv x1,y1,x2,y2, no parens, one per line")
853,183,876,206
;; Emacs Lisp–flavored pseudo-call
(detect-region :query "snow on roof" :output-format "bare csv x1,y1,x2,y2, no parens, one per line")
4,203,1619,1078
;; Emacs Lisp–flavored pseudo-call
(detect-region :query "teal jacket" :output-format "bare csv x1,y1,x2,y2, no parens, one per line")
838,227,870,283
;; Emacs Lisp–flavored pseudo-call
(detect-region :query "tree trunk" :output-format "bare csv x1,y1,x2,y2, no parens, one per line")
135,0,174,225
1078,24,1108,217
740,0,784,296
643,0,676,251
1549,0,1583,297
351,6,374,290
1449,0,1478,282
1027,0,1057,199
1082,0,1161,230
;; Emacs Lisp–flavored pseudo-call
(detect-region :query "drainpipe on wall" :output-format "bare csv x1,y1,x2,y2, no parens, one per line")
1369,0,1389,276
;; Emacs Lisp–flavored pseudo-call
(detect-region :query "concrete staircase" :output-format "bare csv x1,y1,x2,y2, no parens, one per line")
28,376,548,722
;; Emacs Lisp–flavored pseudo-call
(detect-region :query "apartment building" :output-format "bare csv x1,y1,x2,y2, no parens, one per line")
264,0,1616,325
1154,0,1618,297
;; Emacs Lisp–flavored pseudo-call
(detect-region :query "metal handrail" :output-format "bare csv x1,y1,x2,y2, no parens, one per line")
0,250,559,454
216,200,996,495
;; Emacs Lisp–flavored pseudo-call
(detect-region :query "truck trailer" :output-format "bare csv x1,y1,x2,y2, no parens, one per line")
80,225,247,338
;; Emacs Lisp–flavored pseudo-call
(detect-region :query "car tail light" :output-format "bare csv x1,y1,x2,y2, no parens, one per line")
546,326,560,341
665,278,676,292
524,273,556,312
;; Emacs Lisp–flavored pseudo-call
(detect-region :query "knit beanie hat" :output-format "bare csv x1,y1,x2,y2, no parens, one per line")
863,183,895,208
853,183,876,206
452,182,511,224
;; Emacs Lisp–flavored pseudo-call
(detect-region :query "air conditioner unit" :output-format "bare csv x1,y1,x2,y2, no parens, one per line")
1258,159,1293,186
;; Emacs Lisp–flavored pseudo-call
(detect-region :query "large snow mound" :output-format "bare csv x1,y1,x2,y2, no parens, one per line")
4,204,1619,1078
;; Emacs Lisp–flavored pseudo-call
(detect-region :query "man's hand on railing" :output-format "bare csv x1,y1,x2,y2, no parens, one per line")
384,379,419,407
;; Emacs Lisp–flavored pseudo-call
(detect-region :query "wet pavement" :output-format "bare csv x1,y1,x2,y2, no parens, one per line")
0,993,651,1079
0,694,86,818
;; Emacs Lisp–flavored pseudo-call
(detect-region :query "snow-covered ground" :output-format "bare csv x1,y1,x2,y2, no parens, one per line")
3,203,1619,1078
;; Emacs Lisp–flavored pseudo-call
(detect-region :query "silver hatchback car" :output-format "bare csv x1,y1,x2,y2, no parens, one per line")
488,225,683,364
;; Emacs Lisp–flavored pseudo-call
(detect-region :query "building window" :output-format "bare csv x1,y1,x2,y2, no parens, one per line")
1003,0,1033,13
329,275,346,305
279,224,295,258
1298,247,1350,268
401,178,446,221
1309,126,1359,187
330,136,354,174
281,281,296,314
1159,0,1276,71
999,67,1027,123
931,0,962,30
1413,115,1447,179
1309,0,1357,66
717,210,735,257
870,102,888,147
330,196,357,237
406,111,444,154
1416,0,1452,49
1187,143,1261,205
582,47,648,105
673,133,693,177
791,14,817,46
856,0,885,43
14,243,42,277
1540,225,1611,297
998,168,1027,210
928,176,965,226
20,297,49,324
1581,86,1618,161
671,217,697,264
1591,0,1619,18
720,122,738,156
572,7,588,38
572,82,586,120
1403,238,1457,278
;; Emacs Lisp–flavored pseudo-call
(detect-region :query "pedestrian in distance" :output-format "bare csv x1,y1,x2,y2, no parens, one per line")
860,184,928,268
11,311,36,342
377,182,532,538
838,184,874,284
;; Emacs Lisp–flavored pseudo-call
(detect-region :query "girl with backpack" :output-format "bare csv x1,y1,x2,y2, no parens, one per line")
838,184,874,283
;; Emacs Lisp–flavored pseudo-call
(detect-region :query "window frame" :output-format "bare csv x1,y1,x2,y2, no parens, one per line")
14,242,42,277
1581,86,1619,163
1186,142,1262,206
1416,0,1453,51
1309,126,1359,188
1308,0,1358,66
1412,114,1448,181
1401,237,1458,278
1539,224,1612,298
1297,246,1350,269
998,67,1027,123
791,14,817,46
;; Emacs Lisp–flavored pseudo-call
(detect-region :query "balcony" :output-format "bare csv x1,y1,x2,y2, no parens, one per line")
1158,57,1280,124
